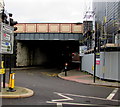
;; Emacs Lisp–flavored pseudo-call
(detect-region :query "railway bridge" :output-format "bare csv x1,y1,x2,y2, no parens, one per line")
13,23,83,68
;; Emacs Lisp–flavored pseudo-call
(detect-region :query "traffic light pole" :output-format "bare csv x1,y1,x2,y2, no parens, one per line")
0,54,6,88
94,32,97,83
94,29,100,83
9,54,12,76
1,8,17,91
3,55,6,88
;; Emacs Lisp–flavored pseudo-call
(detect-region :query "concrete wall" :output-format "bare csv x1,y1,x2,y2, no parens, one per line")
82,52,120,81
16,41,47,66
17,42,30,66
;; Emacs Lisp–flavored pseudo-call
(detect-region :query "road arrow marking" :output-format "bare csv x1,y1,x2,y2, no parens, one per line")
52,92,73,102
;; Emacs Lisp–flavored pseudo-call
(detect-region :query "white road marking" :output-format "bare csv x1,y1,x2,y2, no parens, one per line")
106,88,119,100
52,92,73,102
46,92,120,106
55,92,119,102
47,101,106,107
57,103,62,107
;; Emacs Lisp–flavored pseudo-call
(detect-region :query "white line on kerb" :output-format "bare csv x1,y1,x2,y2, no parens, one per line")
106,88,119,100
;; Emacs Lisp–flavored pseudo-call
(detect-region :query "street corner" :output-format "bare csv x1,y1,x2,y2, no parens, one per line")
58,71,66,78
58,70,74,80
0,86,34,98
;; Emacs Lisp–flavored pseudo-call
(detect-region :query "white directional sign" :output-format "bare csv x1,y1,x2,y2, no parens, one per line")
79,46,87,56
0,22,14,54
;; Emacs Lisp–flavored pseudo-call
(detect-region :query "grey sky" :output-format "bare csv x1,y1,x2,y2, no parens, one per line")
4,0,93,23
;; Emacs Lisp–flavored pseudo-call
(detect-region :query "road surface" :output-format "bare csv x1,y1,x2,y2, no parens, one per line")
2,67,120,107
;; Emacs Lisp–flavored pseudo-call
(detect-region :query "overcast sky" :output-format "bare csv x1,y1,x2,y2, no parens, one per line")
4,0,93,23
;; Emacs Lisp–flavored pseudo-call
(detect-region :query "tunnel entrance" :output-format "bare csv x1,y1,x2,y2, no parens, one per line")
16,40,79,69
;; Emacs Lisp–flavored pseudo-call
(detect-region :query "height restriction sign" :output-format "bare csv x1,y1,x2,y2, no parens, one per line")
0,22,14,54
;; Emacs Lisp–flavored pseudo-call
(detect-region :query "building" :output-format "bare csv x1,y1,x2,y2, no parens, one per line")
93,1,120,45
81,1,120,81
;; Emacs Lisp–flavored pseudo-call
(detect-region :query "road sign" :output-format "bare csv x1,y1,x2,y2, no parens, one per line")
0,22,14,54
79,46,87,56
96,58,100,65
96,52,100,65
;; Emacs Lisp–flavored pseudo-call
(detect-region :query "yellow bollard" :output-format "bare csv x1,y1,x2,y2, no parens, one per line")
7,73,16,92
8,73,12,88
11,73,15,89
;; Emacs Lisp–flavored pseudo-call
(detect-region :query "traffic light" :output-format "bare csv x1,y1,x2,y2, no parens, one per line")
1,9,9,24
9,13,18,31
10,18,18,31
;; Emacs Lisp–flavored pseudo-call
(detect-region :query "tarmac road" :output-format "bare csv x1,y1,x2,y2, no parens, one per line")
2,67,120,107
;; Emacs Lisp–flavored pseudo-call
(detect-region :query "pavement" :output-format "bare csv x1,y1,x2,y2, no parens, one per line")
0,67,36,99
0,68,120,99
0,85,34,98
58,69,120,88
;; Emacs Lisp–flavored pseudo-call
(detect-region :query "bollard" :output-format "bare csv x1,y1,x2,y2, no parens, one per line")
64,63,68,76
7,72,16,92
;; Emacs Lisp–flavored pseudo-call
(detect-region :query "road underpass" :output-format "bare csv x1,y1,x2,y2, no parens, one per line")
16,40,79,69
4,23,83,69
